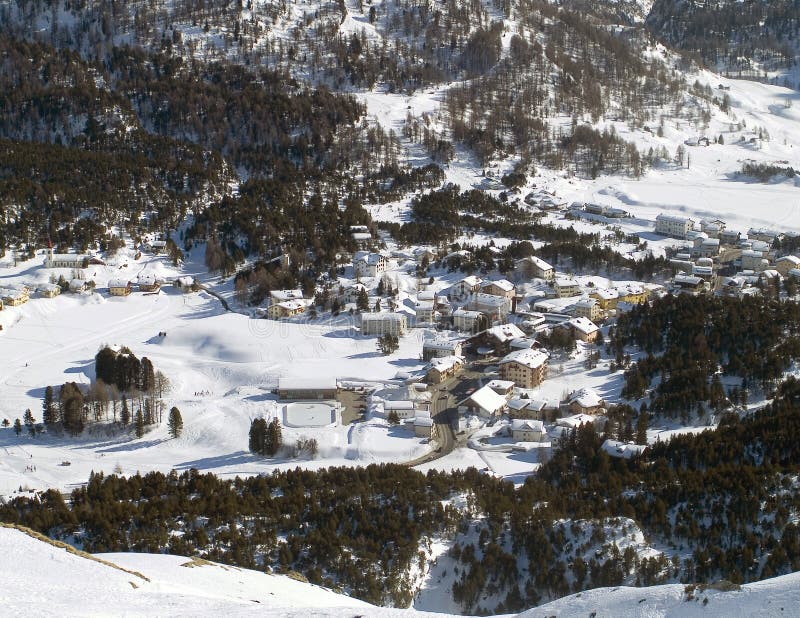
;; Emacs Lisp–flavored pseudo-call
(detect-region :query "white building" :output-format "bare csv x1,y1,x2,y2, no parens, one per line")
383,400,417,420
452,308,483,332
511,419,545,442
353,252,387,278
740,250,769,272
655,213,694,239
517,255,555,281
554,278,581,298
567,316,600,342
573,297,603,321
468,293,512,322
361,312,407,336
43,249,87,269
460,384,508,418
422,337,464,361
414,301,438,324
449,276,482,300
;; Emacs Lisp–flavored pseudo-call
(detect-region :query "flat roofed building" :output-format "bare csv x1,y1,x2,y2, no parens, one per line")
277,377,338,401
361,312,408,336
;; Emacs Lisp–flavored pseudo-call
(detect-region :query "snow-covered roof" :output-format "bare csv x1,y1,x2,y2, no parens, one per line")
453,308,482,319
353,251,386,265
511,418,544,432
384,400,415,410
568,316,599,335
175,276,195,286
557,413,598,428
482,279,515,292
776,255,800,266
459,275,481,287
275,300,307,311
472,293,509,307
509,337,536,350
467,384,508,414
361,312,405,323
417,290,436,301
499,348,548,369
593,288,619,300
486,323,526,342
138,273,157,285
602,439,647,460
555,277,579,288
38,283,60,292
351,232,372,241
568,387,603,408
656,213,693,224
574,298,597,308
486,379,515,392
413,413,434,427
271,289,304,302
524,255,553,270
108,279,130,288
278,377,337,391
429,355,464,372
423,338,462,352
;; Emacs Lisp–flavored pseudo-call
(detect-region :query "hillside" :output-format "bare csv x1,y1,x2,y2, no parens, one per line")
4,522,800,617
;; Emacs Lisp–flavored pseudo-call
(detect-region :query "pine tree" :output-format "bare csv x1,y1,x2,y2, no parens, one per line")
168,407,183,438
356,288,369,312
13,418,22,436
43,385,56,426
60,382,85,436
135,410,145,438
120,396,130,426
249,418,268,454
635,408,648,446
23,409,35,436
266,418,283,456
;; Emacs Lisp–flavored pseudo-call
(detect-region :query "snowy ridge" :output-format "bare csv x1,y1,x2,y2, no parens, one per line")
4,523,800,617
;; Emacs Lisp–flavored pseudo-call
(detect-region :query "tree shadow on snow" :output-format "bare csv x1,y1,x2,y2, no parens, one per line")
174,450,264,471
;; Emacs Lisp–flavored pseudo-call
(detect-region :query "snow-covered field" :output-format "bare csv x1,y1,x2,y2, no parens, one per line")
0,249,435,497
5,523,800,618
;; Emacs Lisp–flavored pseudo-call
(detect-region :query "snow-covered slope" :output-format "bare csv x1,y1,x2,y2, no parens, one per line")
5,523,800,617
521,574,800,617
1,524,463,617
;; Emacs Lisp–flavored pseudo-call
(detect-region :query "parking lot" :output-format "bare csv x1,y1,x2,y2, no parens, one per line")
337,389,367,425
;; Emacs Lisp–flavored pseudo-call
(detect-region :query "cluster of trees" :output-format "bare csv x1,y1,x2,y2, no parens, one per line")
7,346,173,438
740,162,796,182
248,418,283,457
612,294,800,418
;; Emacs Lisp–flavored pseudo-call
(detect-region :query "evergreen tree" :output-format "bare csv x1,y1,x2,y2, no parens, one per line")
135,410,145,438
377,334,399,355
168,407,183,438
23,409,35,437
42,385,56,426
120,396,130,426
266,418,283,456
13,418,22,436
249,418,268,454
60,382,84,436
636,409,649,446
356,288,369,312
